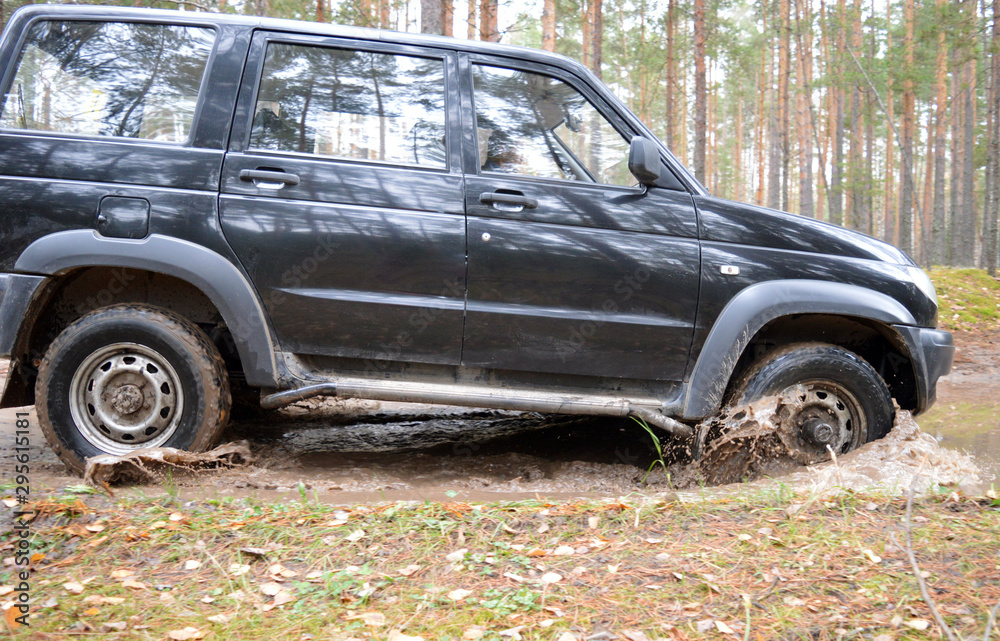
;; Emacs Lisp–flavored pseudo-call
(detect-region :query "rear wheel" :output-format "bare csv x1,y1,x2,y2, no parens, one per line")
36,304,231,474
727,343,894,460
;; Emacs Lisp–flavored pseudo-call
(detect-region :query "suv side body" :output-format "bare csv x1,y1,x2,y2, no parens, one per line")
0,5,954,472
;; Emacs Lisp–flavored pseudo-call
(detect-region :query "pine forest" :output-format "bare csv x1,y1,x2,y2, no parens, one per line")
2,0,998,273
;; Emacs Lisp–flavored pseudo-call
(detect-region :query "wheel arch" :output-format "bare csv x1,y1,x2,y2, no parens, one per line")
681,280,919,420
9,231,278,394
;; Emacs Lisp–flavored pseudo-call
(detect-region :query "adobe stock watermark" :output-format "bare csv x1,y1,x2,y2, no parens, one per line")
8,410,33,627
556,266,651,363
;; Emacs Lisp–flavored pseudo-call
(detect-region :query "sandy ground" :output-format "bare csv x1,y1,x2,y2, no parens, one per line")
1,329,995,502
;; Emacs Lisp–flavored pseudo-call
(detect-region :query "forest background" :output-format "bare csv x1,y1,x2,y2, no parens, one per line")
2,0,997,273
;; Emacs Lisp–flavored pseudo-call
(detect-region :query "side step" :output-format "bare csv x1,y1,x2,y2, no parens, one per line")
260,377,693,439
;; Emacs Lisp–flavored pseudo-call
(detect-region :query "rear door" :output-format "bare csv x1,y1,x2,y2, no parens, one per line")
460,57,701,381
220,32,466,366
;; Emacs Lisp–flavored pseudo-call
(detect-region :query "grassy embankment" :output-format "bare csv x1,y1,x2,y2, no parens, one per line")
928,267,1000,330
4,487,999,640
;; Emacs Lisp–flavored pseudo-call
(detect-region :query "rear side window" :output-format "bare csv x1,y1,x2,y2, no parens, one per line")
249,43,447,169
0,21,215,143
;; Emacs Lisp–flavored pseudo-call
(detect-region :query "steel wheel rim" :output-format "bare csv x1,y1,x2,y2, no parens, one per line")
782,380,867,457
69,342,184,455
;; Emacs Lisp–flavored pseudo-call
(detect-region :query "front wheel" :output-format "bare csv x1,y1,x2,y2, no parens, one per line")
727,343,894,460
36,304,231,474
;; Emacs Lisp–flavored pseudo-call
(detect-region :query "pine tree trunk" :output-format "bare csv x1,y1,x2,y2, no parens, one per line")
899,0,915,256
442,0,453,36
693,0,707,184
479,0,497,41
960,55,977,265
591,0,603,78
847,0,863,231
467,0,476,39
778,0,791,210
829,0,845,225
795,0,813,217
921,108,934,262
883,6,895,244
949,59,962,265
421,0,443,34
665,0,675,148
316,0,325,23
985,0,1000,275
931,0,948,266
542,0,556,52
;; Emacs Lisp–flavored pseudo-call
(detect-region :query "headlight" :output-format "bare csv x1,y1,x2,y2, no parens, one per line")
907,266,938,306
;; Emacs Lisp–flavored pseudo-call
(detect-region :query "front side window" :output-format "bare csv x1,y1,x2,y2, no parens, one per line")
249,44,447,169
472,64,634,186
0,21,215,143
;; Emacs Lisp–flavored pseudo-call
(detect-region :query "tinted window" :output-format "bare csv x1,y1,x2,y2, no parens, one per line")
0,21,215,143
249,44,447,169
473,65,634,186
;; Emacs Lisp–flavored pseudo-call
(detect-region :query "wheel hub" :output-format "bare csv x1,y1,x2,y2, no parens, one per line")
800,416,835,446
110,384,144,415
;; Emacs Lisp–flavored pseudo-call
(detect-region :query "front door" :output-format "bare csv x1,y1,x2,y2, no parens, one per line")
461,59,701,381
220,33,467,366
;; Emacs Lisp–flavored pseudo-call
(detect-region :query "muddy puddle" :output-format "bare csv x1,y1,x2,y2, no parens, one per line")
0,332,996,503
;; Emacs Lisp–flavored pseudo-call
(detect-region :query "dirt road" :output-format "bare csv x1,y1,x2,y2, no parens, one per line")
1,330,994,502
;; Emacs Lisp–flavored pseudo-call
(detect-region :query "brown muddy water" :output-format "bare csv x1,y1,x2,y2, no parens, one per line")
0,331,995,503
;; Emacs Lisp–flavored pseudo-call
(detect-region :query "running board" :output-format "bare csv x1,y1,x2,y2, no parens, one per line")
260,378,693,439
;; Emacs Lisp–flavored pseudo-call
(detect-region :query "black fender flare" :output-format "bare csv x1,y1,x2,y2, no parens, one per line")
15,230,278,387
681,279,916,420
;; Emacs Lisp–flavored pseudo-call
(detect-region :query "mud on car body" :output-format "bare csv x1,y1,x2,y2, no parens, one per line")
0,5,954,473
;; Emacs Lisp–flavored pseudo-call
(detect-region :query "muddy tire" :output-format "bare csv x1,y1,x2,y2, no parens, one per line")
36,304,231,475
728,343,894,457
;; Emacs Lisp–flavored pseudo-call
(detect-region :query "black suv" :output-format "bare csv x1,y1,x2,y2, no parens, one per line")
0,5,953,473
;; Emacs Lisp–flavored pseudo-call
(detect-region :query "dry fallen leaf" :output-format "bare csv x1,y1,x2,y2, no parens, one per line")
447,589,473,601
207,614,231,624
463,626,486,639
783,596,807,607
715,620,736,635
541,572,562,584
83,607,100,616
906,619,931,631
445,549,468,563
102,622,127,632
109,569,133,580
555,633,580,641
168,627,206,640
229,563,251,576
398,564,421,577
62,582,85,594
184,560,202,571
499,625,527,640
271,590,295,607
347,611,387,627
621,630,652,641
83,595,125,605
553,546,575,556
387,630,425,641
862,549,882,564
85,524,105,533
345,529,366,542
260,582,283,596
121,579,146,590
169,513,185,522
0,586,12,596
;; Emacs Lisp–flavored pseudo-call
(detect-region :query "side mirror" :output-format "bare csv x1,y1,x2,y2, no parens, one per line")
628,136,661,185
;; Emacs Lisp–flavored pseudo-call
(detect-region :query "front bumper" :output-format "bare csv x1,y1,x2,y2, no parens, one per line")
893,324,955,414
